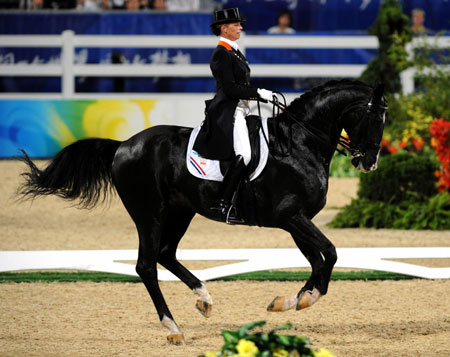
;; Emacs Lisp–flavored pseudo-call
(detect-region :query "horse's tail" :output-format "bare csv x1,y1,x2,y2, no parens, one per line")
18,138,121,209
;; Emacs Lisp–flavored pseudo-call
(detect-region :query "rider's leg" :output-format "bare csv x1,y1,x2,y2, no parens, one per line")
233,101,252,166
217,101,251,223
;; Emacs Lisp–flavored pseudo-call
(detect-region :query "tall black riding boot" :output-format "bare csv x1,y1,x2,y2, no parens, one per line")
217,155,247,224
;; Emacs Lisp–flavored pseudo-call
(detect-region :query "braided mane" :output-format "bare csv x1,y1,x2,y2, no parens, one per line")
285,79,372,120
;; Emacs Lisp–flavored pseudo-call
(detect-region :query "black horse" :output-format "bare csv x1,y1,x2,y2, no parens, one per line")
18,79,386,345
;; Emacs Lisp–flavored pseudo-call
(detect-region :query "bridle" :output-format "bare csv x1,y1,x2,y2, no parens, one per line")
258,91,387,160
339,95,388,160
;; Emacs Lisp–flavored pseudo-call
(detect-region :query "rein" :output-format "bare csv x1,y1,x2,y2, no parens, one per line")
259,93,356,159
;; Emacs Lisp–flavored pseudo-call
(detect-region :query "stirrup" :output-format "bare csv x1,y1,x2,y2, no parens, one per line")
225,204,244,225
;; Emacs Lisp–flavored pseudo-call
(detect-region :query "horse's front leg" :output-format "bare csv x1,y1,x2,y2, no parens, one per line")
267,214,337,312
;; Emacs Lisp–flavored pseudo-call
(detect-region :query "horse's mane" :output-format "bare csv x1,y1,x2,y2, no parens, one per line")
286,79,372,120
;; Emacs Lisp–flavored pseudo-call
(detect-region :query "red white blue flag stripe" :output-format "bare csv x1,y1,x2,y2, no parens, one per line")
189,155,206,176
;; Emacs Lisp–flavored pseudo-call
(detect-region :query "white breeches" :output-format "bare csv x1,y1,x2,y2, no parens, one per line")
233,100,251,166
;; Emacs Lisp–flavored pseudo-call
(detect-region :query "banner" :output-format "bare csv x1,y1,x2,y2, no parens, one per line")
0,98,194,158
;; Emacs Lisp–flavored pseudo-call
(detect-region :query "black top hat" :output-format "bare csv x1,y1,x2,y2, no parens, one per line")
210,8,245,32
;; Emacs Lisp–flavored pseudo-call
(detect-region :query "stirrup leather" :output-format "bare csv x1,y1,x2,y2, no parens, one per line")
225,187,244,225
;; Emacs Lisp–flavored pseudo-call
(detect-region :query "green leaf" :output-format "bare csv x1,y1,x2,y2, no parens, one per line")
260,333,269,343
293,336,311,347
238,321,266,338
275,334,293,347
221,330,239,345
270,323,294,333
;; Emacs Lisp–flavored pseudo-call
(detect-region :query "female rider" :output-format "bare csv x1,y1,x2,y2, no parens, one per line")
193,8,274,223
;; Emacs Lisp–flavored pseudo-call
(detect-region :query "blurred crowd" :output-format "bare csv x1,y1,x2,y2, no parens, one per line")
1,0,218,10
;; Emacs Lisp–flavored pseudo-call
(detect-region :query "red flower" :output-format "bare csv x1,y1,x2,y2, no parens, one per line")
387,145,398,154
398,140,407,149
430,118,450,192
412,137,424,151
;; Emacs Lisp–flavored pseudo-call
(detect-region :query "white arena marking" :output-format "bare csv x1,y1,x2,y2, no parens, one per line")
1,248,450,280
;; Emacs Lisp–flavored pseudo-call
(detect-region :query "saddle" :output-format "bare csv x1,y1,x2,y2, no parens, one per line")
186,116,269,182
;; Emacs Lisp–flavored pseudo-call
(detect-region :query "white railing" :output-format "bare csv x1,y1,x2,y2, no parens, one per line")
0,30,448,98
400,36,450,94
0,30,377,99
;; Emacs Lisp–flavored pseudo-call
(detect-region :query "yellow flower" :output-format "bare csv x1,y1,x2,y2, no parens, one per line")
203,353,218,357
236,339,259,357
313,347,336,357
273,347,289,357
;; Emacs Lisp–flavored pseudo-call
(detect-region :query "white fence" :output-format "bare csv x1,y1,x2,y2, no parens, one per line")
0,31,448,98
1,30,377,99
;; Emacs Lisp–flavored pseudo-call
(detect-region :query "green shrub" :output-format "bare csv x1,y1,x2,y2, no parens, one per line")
359,0,412,93
329,152,360,177
328,152,447,230
358,153,438,203
329,193,450,230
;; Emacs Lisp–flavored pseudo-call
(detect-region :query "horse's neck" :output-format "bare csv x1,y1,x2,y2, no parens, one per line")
279,90,364,162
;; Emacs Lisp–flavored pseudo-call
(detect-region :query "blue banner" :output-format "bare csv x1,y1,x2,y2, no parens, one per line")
1,1,449,36
223,0,450,32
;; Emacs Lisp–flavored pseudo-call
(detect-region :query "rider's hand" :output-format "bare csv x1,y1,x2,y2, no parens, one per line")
257,88,274,102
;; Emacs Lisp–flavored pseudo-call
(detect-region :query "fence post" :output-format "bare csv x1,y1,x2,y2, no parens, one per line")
62,30,75,99
400,67,415,95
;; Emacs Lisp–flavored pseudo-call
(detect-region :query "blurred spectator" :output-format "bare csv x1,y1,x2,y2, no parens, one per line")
125,0,138,9
19,0,43,9
44,0,77,8
110,0,124,9
76,0,110,10
125,0,148,10
267,9,295,34
411,8,433,35
151,0,165,9
164,0,198,11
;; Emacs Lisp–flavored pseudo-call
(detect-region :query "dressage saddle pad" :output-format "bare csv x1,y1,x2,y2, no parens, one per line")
186,116,269,182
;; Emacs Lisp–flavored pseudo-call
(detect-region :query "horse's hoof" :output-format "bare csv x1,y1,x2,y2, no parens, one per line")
296,289,322,310
267,296,286,312
167,333,185,346
296,292,311,310
196,299,212,318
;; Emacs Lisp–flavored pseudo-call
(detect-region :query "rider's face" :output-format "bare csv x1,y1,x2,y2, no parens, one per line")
221,22,242,41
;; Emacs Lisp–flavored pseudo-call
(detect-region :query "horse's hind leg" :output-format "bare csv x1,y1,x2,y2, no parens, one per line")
134,218,185,345
114,177,185,344
158,207,213,318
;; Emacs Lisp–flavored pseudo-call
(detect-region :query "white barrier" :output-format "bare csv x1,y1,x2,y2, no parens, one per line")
1,32,448,98
0,31,378,99
400,36,450,94
1,248,450,280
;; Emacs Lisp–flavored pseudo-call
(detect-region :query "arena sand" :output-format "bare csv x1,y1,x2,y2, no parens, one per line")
1,160,449,356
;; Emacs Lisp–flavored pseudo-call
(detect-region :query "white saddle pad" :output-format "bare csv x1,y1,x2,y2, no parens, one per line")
186,117,269,182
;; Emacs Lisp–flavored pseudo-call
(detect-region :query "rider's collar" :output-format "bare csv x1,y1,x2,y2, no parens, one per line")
219,37,239,51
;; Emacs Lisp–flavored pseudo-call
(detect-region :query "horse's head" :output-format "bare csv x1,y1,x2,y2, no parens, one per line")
343,83,387,173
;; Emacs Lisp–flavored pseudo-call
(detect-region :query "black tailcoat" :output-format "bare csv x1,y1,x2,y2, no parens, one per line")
193,42,259,160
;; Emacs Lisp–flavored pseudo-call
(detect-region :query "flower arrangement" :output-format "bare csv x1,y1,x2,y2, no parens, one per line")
199,321,335,357
430,117,450,192
380,136,425,156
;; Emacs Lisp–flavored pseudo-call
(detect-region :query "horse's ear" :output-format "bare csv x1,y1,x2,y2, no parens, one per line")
372,83,384,105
